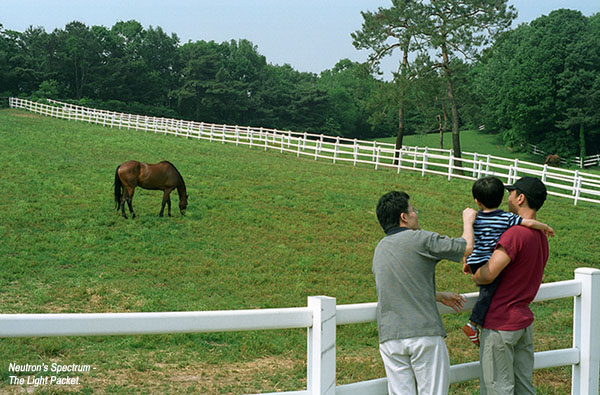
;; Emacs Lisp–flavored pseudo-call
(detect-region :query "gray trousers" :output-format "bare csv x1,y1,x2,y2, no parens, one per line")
479,325,535,395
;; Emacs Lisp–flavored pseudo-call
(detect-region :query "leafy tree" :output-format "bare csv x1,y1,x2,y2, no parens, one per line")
252,64,330,133
32,79,61,99
137,25,180,106
318,59,391,138
352,0,423,151
5,26,53,95
48,22,107,99
410,59,449,148
173,40,225,122
421,0,516,161
555,13,600,158
0,24,21,95
211,39,267,125
473,10,600,157
353,0,515,163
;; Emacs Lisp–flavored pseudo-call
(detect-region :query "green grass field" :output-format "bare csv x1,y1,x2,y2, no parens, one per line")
379,131,534,160
1,108,599,394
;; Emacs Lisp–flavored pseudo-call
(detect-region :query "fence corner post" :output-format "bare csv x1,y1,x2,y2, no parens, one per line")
307,296,336,395
572,268,600,395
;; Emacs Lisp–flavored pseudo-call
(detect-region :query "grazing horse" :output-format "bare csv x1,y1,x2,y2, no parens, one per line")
114,160,188,219
544,154,561,167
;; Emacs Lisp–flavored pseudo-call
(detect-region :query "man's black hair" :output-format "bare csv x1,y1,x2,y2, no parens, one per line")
376,191,410,233
472,176,504,209
516,188,544,210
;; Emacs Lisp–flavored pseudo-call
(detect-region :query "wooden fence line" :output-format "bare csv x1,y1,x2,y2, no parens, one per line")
9,98,600,206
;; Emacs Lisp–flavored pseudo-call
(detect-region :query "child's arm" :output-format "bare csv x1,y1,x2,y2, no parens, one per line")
521,218,555,237
463,261,472,274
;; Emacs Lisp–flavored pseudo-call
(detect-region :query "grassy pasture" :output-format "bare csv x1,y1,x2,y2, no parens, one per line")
1,108,599,394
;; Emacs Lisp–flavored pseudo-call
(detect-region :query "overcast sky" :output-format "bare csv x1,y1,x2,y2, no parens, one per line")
1,0,598,78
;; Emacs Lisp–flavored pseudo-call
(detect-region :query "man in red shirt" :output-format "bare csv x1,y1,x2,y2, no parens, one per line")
472,177,550,394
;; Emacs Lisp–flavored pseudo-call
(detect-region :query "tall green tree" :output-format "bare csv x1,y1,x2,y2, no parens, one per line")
173,40,224,122
211,39,267,125
49,22,106,99
6,26,53,95
352,0,423,151
421,0,516,161
555,13,600,158
353,0,515,163
318,59,391,138
251,64,330,133
473,10,600,157
0,25,21,95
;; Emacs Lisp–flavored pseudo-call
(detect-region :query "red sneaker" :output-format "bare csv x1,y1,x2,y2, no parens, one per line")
462,323,480,347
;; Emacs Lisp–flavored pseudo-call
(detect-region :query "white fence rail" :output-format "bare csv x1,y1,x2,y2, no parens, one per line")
8,98,600,206
530,144,600,169
1,268,599,394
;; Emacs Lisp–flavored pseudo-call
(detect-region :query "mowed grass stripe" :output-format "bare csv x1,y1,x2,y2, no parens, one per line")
1,109,598,393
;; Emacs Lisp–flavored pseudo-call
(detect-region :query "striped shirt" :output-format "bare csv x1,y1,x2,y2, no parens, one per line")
467,209,522,268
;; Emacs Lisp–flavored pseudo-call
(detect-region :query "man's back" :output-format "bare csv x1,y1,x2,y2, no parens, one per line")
484,225,549,330
373,228,466,342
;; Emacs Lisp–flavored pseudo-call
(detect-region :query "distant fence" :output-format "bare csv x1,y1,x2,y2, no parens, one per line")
1,268,599,394
529,144,600,169
8,97,600,206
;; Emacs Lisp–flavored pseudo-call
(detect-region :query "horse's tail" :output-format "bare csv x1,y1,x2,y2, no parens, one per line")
114,165,123,210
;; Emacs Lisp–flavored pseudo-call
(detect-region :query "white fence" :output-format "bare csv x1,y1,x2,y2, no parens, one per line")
8,97,600,206
530,144,600,169
1,268,599,394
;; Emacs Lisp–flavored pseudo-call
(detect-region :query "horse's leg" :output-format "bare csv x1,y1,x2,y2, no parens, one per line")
120,193,128,219
159,189,173,217
126,187,136,219
167,194,172,217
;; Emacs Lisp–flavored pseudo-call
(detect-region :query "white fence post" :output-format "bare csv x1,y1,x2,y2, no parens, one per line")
396,149,402,174
307,296,336,395
574,177,582,206
572,268,600,395
333,137,340,164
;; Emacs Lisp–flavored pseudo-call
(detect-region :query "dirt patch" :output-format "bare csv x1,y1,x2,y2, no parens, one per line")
1,356,304,394
5,110,43,119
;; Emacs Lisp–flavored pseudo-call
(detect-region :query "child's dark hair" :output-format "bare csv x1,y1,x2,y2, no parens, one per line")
376,191,410,233
472,176,504,209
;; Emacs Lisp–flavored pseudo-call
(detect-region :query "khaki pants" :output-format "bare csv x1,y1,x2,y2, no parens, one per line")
380,336,450,395
479,325,535,395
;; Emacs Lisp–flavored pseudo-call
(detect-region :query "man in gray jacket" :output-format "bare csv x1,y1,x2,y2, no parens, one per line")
373,191,476,394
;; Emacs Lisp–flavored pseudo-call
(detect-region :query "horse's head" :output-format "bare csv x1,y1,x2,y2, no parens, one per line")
179,194,189,215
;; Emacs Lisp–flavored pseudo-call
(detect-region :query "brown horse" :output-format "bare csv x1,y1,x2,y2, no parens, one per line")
114,160,188,219
544,154,561,167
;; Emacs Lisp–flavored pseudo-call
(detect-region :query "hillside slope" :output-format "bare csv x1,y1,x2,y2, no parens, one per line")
1,109,598,393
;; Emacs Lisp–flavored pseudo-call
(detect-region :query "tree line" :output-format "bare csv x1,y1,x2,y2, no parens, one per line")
1,4,598,158
0,20,393,139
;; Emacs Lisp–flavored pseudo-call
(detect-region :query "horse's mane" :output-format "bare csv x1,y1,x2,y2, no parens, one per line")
162,161,186,189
